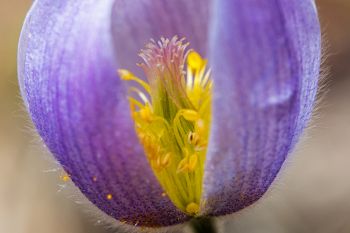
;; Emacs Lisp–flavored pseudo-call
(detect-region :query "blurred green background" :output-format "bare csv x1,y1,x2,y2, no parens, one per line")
1,1,350,233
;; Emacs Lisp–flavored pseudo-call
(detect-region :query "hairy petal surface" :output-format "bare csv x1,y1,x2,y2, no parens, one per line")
18,0,189,227
112,0,211,78
203,0,321,215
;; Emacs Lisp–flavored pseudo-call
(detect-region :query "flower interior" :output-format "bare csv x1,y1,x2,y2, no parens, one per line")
118,37,212,216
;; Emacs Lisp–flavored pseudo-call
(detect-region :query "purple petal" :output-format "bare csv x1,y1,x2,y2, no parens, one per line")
18,0,189,227
112,0,211,78
203,0,321,215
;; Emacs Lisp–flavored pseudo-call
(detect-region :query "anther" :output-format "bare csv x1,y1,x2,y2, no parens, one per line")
187,51,205,72
195,119,205,133
177,158,189,173
139,105,153,122
118,69,134,80
161,153,171,167
188,153,198,172
186,202,200,215
188,131,200,146
177,153,198,173
182,109,200,121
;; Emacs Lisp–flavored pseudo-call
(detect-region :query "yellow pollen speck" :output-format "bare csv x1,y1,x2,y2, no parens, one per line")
118,36,212,216
106,194,113,200
61,174,70,182
92,176,98,182
186,202,200,216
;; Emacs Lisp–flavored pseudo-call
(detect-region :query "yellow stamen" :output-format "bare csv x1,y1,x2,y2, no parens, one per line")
139,105,153,122
181,109,201,122
118,37,212,216
118,69,151,93
188,51,206,72
161,153,172,167
188,153,198,172
186,202,200,215
177,155,190,173
188,132,200,146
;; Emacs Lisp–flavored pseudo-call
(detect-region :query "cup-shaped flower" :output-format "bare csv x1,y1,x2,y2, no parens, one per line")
18,0,321,228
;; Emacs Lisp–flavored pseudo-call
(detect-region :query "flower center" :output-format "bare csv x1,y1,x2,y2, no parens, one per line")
118,37,212,216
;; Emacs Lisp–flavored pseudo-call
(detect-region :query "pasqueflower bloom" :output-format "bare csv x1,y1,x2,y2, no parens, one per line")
18,0,321,228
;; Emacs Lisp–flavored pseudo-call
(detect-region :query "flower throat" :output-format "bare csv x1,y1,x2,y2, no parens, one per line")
118,37,212,215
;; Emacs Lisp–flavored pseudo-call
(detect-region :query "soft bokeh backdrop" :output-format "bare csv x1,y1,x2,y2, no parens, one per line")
0,0,349,232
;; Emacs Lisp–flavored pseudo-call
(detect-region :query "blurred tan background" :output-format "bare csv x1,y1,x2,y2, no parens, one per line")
1,0,350,233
